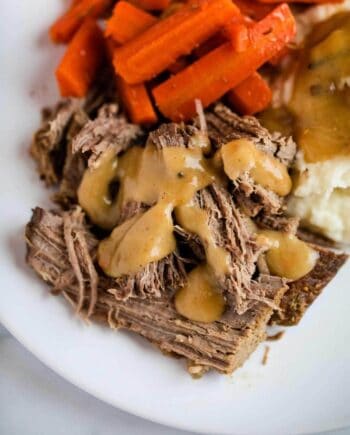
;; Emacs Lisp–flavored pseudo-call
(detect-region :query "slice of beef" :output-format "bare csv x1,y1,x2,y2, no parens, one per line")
271,245,348,326
30,99,83,186
25,207,98,315
26,207,287,375
205,103,296,217
72,104,143,168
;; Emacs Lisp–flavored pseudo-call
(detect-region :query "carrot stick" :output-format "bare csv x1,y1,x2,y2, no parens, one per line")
116,76,157,124
152,4,296,121
105,2,157,45
232,0,274,20
226,72,272,115
105,2,158,124
129,0,171,10
50,0,112,43
114,0,240,84
56,19,105,97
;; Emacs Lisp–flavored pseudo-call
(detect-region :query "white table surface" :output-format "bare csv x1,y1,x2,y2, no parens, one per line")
1,323,349,435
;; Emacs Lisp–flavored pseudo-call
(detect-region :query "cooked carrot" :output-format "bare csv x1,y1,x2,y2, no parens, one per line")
223,22,249,52
116,76,158,124
226,72,272,115
247,4,295,45
152,4,296,121
232,0,274,20
105,1,158,124
129,0,170,10
50,0,112,43
114,0,240,84
105,2,157,45
56,19,105,97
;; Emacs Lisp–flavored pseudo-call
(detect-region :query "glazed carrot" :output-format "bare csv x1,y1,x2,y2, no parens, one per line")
116,76,157,124
56,19,105,97
232,0,274,19
129,0,170,10
50,0,112,43
152,4,296,121
114,0,240,84
105,2,158,124
226,72,272,115
105,2,157,45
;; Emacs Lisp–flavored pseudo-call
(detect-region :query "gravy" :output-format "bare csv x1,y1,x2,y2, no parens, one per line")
78,147,120,230
220,139,292,196
174,264,226,323
289,13,350,163
257,230,319,280
98,202,176,277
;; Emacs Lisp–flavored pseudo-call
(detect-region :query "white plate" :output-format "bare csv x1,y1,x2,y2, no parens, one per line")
1,2,350,434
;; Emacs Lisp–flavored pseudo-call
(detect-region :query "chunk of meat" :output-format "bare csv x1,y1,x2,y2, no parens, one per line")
25,207,287,375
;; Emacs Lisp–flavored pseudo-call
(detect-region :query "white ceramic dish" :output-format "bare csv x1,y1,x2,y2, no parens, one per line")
1,2,350,434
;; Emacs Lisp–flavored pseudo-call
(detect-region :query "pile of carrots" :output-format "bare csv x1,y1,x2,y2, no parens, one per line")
51,0,316,123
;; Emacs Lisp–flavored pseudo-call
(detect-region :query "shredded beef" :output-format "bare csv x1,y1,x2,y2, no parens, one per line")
194,184,274,314
206,103,296,166
55,109,90,206
205,104,296,217
148,122,276,313
72,104,143,168
233,173,282,217
30,99,82,186
255,213,300,234
148,123,200,149
25,207,287,374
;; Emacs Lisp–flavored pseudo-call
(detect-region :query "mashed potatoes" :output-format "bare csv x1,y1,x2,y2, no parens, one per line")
288,155,350,242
